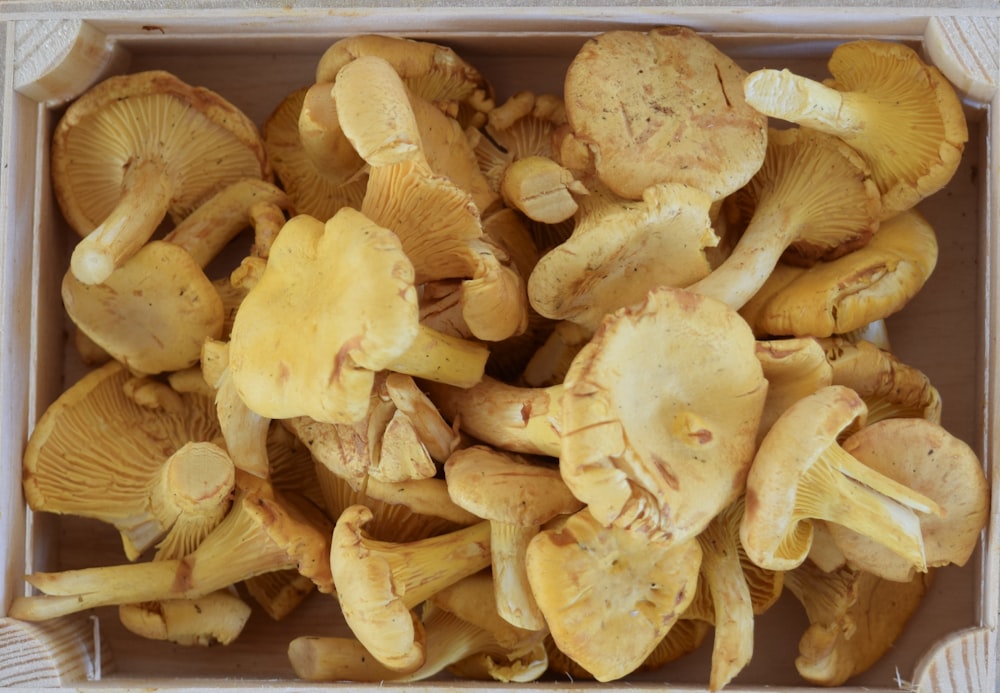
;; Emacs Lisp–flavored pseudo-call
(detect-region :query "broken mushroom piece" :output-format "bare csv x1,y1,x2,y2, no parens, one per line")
9,483,334,622
444,445,583,630
527,182,719,332
118,589,252,647
429,285,768,547
740,385,943,573
687,127,881,311
743,39,968,219
525,508,702,682
739,208,940,339
785,559,933,686
330,504,492,673
829,418,988,581
563,26,767,201
228,208,489,425
22,361,224,560
52,70,270,285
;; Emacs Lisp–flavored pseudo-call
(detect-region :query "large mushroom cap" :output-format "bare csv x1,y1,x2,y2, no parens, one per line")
52,70,270,285
560,285,767,546
564,26,767,201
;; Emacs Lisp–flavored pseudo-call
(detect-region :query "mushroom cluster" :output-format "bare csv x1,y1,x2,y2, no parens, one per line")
13,27,987,690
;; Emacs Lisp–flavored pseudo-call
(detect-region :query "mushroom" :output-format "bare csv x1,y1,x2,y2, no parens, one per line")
62,177,288,376
51,70,270,285
739,385,943,573
785,559,933,686
524,508,702,682
262,86,368,221
828,418,988,581
329,504,492,673
444,445,583,629
338,56,527,342
742,39,968,219
22,361,224,560
739,208,939,338
526,182,719,332
117,589,252,647
9,482,334,621
429,285,768,547
686,126,881,311
754,337,834,443
563,26,767,202
288,572,545,683
227,208,490,425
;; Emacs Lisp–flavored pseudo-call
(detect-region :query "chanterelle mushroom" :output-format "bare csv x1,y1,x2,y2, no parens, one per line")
829,417,988,581
525,508,702,682
22,361,223,560
428,285,768,547
563,27,767,202
51,70,270,285
740,385,943,573
228,208,489,424
742,39,968,219
687,127,881,311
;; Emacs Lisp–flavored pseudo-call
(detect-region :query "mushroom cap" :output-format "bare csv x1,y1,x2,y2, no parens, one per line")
527,182,718,331
755,337,834,442
444,445,582,525
62,240,226,375
560,285,767,546
740,208,939,338
831,418,988,581
228,209,419,423
51,69,270,238
563,27,767,201
22,361,221,560
262,86,368,221
525,509,702,682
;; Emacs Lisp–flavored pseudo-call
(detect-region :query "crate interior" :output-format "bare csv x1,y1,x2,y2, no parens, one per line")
14,17,993,688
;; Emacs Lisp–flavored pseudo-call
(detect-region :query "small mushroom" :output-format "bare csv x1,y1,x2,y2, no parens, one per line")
755,337,833,443
687,127,881,310
444,445,583,629
52,70,270,285
742,40,968,219
330,504,492,673
227,208,490,424
740,385,943,573
524,508,702,682
563,27,768,201
22,361,224,560
829,418,988,581
739,208,939,338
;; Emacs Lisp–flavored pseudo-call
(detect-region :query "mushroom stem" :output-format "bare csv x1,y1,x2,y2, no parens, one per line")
69,158,173,285
492,522,545,630
423,377,563,457
742,69,866,135
386,324,490,389
687,205,798,310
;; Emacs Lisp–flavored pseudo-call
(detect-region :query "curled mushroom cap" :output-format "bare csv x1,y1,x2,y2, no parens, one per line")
330,504,492,673
687,127,881,311
22,362,223,560
564,26,767,201
755,337,833,443
740,385,943,573
52,70,269,285
829,418,988,581
743,40,968,219
525,509,702,682
739,208,939,338
228,209,489,424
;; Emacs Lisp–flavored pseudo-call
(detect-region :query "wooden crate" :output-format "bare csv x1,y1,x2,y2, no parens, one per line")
0,2,997,690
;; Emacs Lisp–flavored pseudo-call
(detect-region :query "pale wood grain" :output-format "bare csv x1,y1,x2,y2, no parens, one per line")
0,614,114,687
925,15,999,103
